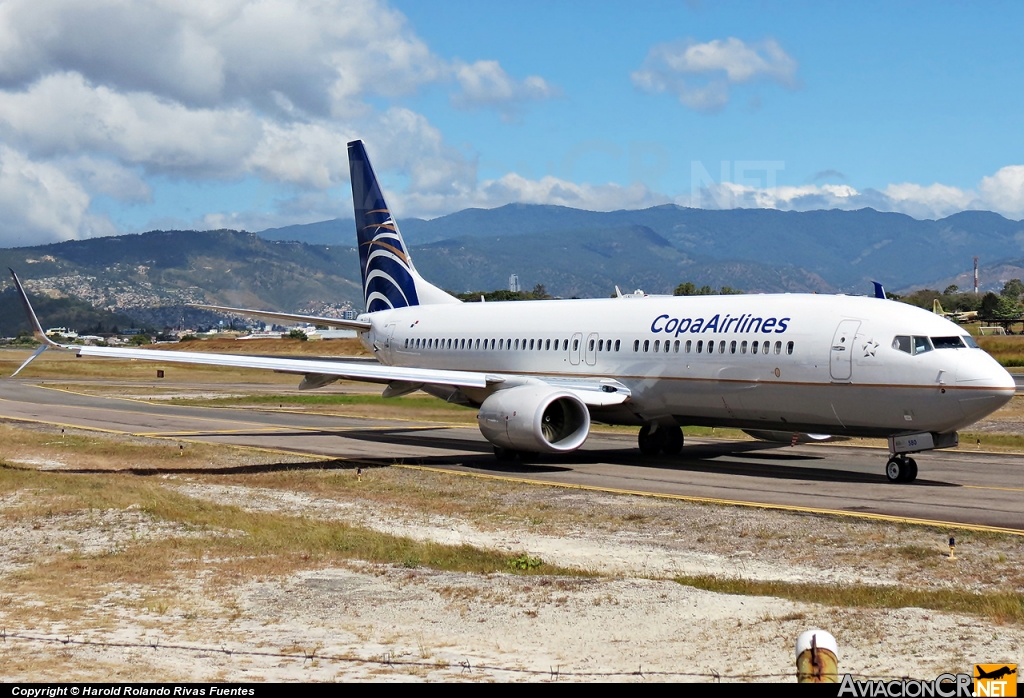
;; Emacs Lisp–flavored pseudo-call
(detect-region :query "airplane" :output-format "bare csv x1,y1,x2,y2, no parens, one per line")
933,299,979,323
7,140,1016,484
975,666,1016,681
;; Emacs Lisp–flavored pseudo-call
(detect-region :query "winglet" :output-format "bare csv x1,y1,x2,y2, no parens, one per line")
8,269,63,376
872,281,886,299
9,269,57,347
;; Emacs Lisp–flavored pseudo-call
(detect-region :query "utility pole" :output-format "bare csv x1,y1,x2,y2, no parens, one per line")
974,256,979,295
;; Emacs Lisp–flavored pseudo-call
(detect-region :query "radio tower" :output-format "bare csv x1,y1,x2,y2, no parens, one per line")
974,256,979,295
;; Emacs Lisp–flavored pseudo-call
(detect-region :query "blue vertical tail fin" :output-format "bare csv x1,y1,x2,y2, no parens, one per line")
348,140,459,313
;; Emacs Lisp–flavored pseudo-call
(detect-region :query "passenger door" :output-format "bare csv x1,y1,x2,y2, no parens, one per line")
569,332,583,366
585,333,599,366
829,320,861,382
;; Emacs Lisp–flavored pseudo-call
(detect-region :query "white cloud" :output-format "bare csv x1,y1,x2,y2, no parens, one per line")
632,37,798,112
399,172,671,219
0,0,563,243
881,182,980,219
451,60,561,119
978,166,1024,217
0,146,116,246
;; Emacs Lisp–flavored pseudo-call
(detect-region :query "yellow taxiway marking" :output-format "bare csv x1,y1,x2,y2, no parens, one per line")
961,484,1024,493
395,464,1024,538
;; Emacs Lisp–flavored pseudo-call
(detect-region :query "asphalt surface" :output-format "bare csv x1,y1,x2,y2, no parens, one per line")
1,379,1023,532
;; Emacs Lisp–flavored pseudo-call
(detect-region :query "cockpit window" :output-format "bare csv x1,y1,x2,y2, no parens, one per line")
962,335,981,349
913,336,933,355
892,335,911,354
931,336,965,349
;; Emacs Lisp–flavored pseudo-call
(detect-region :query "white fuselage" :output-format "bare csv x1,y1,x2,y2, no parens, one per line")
358,293,1015,437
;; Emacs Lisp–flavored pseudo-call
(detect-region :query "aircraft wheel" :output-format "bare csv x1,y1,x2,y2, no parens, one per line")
494,446,517,462
638,424,666,455
885,457,905,483
662,426,684,456
904,457,918,483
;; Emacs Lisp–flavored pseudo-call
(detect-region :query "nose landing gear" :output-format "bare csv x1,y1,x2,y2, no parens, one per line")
885,455,918,483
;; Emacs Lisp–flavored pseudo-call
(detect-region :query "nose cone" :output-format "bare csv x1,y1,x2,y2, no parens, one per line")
957,351,1016,424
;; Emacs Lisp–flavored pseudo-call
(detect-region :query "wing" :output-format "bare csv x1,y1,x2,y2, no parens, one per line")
188,303,371,331
7,270,630,407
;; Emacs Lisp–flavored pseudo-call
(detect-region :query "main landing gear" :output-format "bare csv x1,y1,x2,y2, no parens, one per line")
638,424,684,456
885,454,918,483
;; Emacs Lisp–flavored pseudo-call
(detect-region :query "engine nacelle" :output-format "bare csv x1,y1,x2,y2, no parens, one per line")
478,385,591,453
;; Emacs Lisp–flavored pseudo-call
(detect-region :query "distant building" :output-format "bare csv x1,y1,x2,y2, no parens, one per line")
509,274,521,293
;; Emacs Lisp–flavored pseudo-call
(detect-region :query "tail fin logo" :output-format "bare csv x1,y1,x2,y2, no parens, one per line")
348,141,420,313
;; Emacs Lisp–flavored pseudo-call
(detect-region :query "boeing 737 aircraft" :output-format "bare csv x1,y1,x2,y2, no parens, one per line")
9,141,1017,483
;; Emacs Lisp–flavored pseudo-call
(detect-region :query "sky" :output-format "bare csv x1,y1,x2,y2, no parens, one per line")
0,0,1022,248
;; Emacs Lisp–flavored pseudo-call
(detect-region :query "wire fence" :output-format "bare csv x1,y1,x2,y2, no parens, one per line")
1,629,926,681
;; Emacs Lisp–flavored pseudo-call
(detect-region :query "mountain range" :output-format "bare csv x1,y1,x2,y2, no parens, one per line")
2,205,1023,332
263,204,1024,292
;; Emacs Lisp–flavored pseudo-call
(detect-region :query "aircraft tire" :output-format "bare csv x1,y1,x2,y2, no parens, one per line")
885,457,904,483
638,424,665,456
904,457,918,482
662,426,684,456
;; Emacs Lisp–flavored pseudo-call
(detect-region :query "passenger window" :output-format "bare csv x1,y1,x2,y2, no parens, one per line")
633,339,639,352
563,339,569,350
787,341,794,355
674,340,679,353
912,336,933,355
774,341,781,355
530,339,535,350
730,340,737,354
751,340,758,354
574,339,580,351
514,339,519,350
598,339,603,351
892,336,911,354
708,341,714,354
615,340,620,351
653,340,660,352
740,341,747,354
644,340,650,352
696,340,703,353
685,340,692,353
931,336,964,349
763,341,769,355
589,339,595,351
718,341,726,354
546,339,551,350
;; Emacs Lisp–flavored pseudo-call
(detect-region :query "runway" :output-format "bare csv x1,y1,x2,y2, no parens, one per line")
2,379,1023,533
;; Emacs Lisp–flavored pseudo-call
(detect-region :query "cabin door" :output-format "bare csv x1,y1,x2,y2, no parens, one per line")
569,332,583,366
585,333,599,366
829,320,861,382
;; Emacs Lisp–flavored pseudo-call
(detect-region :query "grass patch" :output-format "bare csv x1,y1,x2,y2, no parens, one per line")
975,335,1024,367
0,463,585,609
675,574,1024,624
959,432,1024,451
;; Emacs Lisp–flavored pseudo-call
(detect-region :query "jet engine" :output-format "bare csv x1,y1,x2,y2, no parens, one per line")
478,385,591,453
